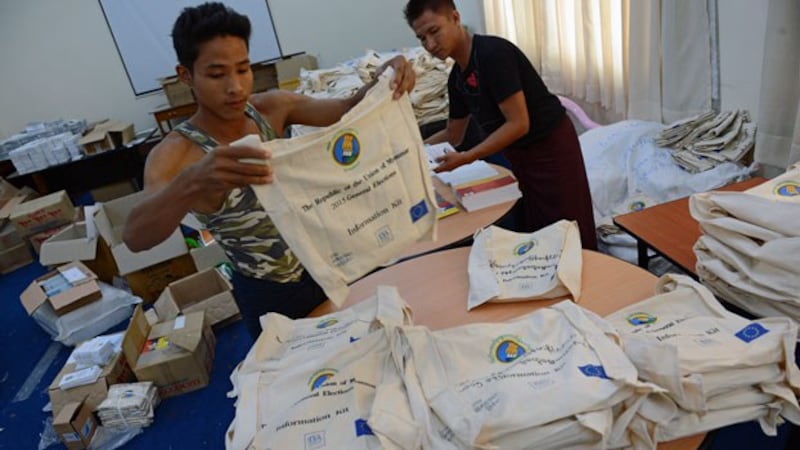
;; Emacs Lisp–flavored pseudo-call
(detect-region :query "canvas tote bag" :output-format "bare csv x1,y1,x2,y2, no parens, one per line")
241,69,438,306
467,220,583,310
401,300,663,448
226,286,413,450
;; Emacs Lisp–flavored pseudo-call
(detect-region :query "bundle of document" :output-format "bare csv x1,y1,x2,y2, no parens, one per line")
689,165,800,320
655,110,755,173
8,132,82,174
97,382,160,429
606,274,800,445
0,119,86,159
295,47,452,127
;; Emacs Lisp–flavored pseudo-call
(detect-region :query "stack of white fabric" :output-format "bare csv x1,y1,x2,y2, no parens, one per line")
96,382,160,429
397,300,672,449
295,47,452,128
655,110,756,173
225,286,417,450
689,165,800,320
606,274,800,446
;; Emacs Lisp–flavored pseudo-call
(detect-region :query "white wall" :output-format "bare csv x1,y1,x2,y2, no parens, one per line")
1,0,758,140
0,1,484,140
717,0,768,121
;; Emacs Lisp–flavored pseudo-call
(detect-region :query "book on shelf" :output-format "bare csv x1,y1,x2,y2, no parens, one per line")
451,173,522,212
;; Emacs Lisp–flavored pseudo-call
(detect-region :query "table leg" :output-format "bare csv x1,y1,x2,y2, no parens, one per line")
637,239,649,270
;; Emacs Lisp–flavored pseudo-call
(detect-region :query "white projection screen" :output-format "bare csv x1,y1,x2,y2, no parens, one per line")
99,0,282,95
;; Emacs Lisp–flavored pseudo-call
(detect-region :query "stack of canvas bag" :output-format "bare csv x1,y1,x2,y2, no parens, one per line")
246,68,438,306
606,274,800,444
467,221,583,311
689,164,800,319
397,300,672,449
226,287,417,449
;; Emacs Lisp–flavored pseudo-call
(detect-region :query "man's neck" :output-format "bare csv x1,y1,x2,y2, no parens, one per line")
191,107,251,145
453,29,473,70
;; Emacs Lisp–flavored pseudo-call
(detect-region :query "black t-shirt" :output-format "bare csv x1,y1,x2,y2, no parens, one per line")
448,34,565,147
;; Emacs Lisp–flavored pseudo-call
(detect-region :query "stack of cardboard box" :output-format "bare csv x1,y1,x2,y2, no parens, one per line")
8,190,77,255
0,179,36,273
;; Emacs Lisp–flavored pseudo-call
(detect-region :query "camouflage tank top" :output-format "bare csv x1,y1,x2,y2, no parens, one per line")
174,103,304,282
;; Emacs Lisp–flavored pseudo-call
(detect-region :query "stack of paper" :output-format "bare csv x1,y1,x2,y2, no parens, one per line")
96,382,160,429
434,160,521,212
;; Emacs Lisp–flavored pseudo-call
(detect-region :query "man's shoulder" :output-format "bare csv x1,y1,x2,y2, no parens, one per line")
146,132,199,175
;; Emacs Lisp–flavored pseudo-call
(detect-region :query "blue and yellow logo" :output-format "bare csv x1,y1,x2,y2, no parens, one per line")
330,130,361,167
309,369,337,391
316,318,339,329
626,312,657,326
514,240,536,256
774,182,800,197
630,201,646,212
490,335,527,363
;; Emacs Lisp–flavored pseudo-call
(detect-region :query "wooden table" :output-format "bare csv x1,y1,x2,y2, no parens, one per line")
399,165,517,260
312,248,705,449
151,103,198,137
612,177,766,275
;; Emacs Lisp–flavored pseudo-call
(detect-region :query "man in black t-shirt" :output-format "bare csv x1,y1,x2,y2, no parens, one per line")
404,0,597,250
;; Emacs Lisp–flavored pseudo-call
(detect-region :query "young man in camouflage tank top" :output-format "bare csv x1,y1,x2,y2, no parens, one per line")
123,2,415,340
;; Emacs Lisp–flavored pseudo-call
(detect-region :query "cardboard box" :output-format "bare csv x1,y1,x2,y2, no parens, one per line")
0,177,20,205
9,190,75,237
0,242,33,274
105,121,135,148
93,191,188,276
124,253,196,303
29,223,70,255
49,350,134,413
275,53,318,83
154,268,238,326
252,63,278,93
122,306,215,398
190,241,231,272
0,221,23,250
52,401,98,450
20,262,102,317
39,221,120,283
90,180,137,203
159,76,195,107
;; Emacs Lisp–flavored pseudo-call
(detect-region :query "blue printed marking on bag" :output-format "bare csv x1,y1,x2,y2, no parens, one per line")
735,323,770,343
355,419,374,436
578,364,611,380
409,199,429,222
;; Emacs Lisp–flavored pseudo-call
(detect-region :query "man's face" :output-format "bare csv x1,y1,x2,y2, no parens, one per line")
411,8,461,60
181,35,253,120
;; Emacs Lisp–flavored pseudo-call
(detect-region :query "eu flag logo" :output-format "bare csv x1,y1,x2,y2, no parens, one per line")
355,419,374,436
735,323,770,343
578,364,611,380
409,199,429,223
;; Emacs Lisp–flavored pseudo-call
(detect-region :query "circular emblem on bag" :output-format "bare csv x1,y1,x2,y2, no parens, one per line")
491,336,527,363
626,312,657,326
514,240,536,256
330,130,361,167
316,318,339,329
630,201,646,211
309,369,337,391
774,182,800,197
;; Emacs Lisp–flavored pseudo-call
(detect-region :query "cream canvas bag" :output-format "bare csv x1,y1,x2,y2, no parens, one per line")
467,221,583,310
243,329,421,450
242,69,438,306
401,301,661,448
605,275,800,437
226,287,413,450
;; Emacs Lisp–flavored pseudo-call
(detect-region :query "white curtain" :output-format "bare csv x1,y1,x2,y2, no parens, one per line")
755,0,800,170
482,0,712,123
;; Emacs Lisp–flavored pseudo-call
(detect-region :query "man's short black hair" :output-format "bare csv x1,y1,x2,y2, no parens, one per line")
171,2,251,70
403,0,456,26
